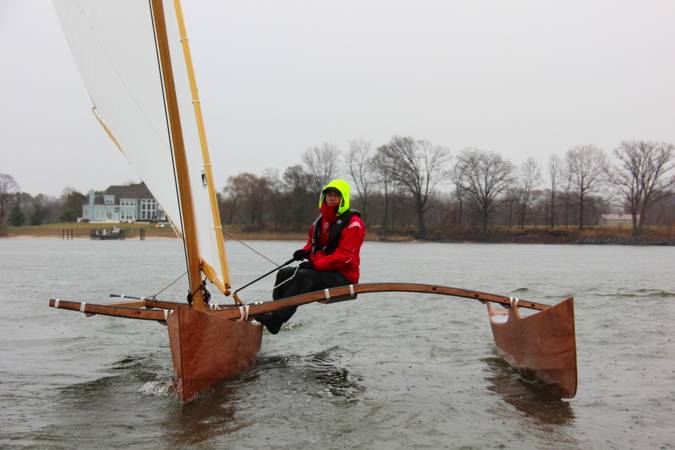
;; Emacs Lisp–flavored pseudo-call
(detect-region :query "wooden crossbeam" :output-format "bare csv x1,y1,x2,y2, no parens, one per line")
49,283,551,323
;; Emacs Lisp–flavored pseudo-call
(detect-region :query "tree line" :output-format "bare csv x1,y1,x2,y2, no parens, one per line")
218,138,675,239
2,138,674,239
0,174,85,229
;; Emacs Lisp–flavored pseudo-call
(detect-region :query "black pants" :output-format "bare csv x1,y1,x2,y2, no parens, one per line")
257,266,351,334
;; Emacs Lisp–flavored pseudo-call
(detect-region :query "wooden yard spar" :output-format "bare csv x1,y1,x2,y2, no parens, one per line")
49,0,577,402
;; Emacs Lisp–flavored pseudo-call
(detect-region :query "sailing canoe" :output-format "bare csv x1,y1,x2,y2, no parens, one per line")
50,0,578,403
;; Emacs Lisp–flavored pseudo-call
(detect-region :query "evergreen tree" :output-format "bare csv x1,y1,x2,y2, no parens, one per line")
60,189,86,222
8,200,25,226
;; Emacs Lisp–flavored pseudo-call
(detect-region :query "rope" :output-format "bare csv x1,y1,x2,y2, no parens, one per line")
139,229,281,304
148,270,187,299
223,229,281,267
249,265,300,304
237,304,250,322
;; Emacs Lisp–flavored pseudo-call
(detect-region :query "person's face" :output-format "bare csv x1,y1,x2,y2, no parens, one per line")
325,190,341,207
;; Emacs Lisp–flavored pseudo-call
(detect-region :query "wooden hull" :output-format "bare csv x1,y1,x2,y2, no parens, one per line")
167,305,263,402
487,297,577,398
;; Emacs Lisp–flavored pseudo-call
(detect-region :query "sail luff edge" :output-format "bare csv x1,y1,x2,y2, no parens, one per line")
150,0,207,311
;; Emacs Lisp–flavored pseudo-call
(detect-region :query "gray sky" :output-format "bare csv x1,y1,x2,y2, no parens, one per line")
2,0,675,196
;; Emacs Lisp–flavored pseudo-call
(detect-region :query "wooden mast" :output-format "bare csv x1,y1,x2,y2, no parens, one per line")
172,0,232,295
150,0,206,311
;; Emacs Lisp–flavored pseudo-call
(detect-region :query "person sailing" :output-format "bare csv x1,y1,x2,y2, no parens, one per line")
256,179,366,334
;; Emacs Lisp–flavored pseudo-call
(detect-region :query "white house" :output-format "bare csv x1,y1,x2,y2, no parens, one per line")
80,183,167,223
598,213,637,228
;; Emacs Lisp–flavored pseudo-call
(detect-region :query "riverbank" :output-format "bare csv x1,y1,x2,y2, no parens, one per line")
430,225,675,246
2,223,674,245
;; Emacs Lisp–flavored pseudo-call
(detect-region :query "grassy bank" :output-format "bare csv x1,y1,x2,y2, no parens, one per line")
3,222,176,239
428,225,675,245
2,223,309,241
2,223,674,245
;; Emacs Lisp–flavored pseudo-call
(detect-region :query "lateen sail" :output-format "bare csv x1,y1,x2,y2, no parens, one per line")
53,0,230,294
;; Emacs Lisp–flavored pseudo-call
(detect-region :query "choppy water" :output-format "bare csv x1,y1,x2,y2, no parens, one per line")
1,238,674,449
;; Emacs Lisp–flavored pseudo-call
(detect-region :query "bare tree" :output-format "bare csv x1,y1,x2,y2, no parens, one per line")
222,173,271,227
0,174,20,226
344,138,374,216
371,147,396,230
221,180,241,225
449,163,466,225
516,157,543,228
608,141,675,236
503,187,519,228
302,143,341,191
282,165,316,229
378,136,450,238
548,155,562,228
456,149,514,236
566,145,608,229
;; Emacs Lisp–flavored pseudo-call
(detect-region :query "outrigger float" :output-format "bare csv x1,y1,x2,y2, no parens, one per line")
50,0,577,402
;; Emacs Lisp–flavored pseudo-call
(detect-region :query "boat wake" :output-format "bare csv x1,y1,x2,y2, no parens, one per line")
305,348,365,403
138,379,173,398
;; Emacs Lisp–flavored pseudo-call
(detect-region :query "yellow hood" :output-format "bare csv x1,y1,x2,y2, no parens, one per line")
318,179,351,215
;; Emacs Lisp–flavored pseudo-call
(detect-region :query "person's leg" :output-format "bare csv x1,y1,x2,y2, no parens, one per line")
313,270,351,289
273,267,297,300
256,267,332,334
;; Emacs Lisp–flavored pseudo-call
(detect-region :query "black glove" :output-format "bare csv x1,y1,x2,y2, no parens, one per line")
298,261,314,271
293,249,309,261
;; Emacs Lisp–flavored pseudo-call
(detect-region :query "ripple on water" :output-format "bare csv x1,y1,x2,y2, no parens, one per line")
3,239,675,449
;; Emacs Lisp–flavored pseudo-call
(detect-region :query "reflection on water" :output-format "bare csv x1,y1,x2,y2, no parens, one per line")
162,385,245,447
483,354,575,426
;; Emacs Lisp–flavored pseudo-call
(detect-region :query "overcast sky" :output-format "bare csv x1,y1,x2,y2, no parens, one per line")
1,0,675,196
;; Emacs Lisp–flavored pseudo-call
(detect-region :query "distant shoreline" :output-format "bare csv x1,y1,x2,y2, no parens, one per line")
2,223,674,245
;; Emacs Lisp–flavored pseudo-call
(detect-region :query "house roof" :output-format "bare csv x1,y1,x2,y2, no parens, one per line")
104,182,153,199
91,183,155,205
601,214,637,220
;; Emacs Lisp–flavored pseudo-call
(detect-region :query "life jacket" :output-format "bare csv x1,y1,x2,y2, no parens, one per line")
311,209,361,255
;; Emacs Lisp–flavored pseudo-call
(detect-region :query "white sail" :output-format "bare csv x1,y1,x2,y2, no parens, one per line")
54,0,230,293
162,1,229,291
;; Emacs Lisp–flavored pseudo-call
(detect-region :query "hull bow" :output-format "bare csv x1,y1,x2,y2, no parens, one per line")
167,305,263,402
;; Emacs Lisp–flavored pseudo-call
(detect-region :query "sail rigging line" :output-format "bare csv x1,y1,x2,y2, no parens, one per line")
148,270,188,299
223,229,282,267
232,257,296,303
248,265,301,304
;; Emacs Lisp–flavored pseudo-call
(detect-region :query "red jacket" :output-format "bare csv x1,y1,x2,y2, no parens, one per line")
301,213,366,283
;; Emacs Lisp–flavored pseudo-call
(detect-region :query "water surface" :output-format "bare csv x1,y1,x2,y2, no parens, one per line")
1,238,673,449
